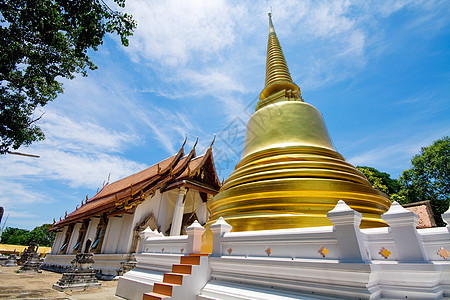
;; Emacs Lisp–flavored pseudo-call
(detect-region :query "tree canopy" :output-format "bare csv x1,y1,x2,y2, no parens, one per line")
357,137,449,226
397,136,450,226
356,166,400,196
1,224,55,247
0,0,136,154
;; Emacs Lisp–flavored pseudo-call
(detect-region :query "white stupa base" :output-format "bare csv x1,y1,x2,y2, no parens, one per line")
116,202,450,300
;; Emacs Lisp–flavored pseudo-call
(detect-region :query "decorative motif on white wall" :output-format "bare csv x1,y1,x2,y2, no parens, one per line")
379,247,391,259
318,246,328,257
437,247,449,259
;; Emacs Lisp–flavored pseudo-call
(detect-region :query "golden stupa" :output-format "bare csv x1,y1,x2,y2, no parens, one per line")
206,14,391,236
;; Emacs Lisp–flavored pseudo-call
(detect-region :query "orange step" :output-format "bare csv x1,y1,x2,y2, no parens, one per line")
143,253,208,300
180,255,200,265
163,273,184,285
153,282,178,296
172,264,192,274
142,292,170,300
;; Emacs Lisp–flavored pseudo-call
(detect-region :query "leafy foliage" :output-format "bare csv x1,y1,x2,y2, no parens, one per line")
0,0,136,153
356,166,400,196
1,224,55,247
397,136,450,226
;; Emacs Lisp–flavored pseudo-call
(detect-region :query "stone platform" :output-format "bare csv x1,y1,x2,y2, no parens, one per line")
53,252,101,291
53,268,101,291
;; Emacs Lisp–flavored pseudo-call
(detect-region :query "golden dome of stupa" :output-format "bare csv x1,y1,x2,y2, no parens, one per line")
205,13,391,239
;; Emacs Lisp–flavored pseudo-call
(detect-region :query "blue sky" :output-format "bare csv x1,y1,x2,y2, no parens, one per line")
1,0,449,230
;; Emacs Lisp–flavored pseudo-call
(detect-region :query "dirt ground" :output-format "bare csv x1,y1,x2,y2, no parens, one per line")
0,266,122,300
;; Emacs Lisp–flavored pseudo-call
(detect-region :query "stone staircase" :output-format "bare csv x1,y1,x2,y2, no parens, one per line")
143,253,209,300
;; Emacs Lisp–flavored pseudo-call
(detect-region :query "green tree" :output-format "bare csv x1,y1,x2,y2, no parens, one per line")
1,227,30,245
29,224,55,247
398,136,450,226
356,166,400,196
1,224,55,247
0,0,136,154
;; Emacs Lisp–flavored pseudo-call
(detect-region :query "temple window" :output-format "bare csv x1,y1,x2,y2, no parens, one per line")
59,224,73,254
92,228,103,248
91,215,108,254
72,219,89,254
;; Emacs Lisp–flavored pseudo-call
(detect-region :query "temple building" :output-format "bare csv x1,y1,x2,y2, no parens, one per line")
116,14,450,300
42,139,220,276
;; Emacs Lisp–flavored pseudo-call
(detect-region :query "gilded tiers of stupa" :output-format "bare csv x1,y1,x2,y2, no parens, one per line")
206,14,391,233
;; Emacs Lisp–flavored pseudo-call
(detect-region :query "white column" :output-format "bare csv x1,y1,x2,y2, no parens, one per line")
206,194,213,221
186,220,206,254
51,230,66,254
170,187,187,236
210,217,232,256
67,223,81,254
327,200,368,263
382,201,428,262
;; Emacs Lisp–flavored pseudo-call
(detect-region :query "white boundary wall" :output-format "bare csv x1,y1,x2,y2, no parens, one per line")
201,201,450,300
116,201,450,299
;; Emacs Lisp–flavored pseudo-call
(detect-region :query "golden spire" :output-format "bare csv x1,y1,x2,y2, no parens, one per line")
258,13,302,110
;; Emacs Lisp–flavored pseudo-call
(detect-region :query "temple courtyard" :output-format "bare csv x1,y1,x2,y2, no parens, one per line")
0,267,121,299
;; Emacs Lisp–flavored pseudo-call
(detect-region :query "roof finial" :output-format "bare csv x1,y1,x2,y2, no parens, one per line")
209,134,216,149
268,11,275,34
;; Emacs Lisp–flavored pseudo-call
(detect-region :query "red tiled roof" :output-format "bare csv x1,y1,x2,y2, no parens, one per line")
404,202,437,228
91,154,176,201
52,143,220,230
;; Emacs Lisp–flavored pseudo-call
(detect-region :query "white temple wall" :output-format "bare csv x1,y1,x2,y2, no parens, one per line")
101,216,123,254
51,228,66,254
116,213,134,253
183,190,195,214
133,190,162,227
182,190,208,224
82,217,100,252
194,192,208,225
418,227,450,260
159,189,177,234
66,223,81,254
100,217,113,254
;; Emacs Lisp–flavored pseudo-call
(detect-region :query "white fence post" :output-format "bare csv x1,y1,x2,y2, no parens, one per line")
186,220,206,254
327,200,368,262
382,201,428,262
210,217,232,256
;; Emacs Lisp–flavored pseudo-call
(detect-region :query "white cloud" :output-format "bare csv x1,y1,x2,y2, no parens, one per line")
0,181,45,208
40,111,131,153
3,210,39,219
347,131,450,176
125,0,244,67
348,142,420,169
0,108,147,192
180,68,246,95
130,102,204,154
